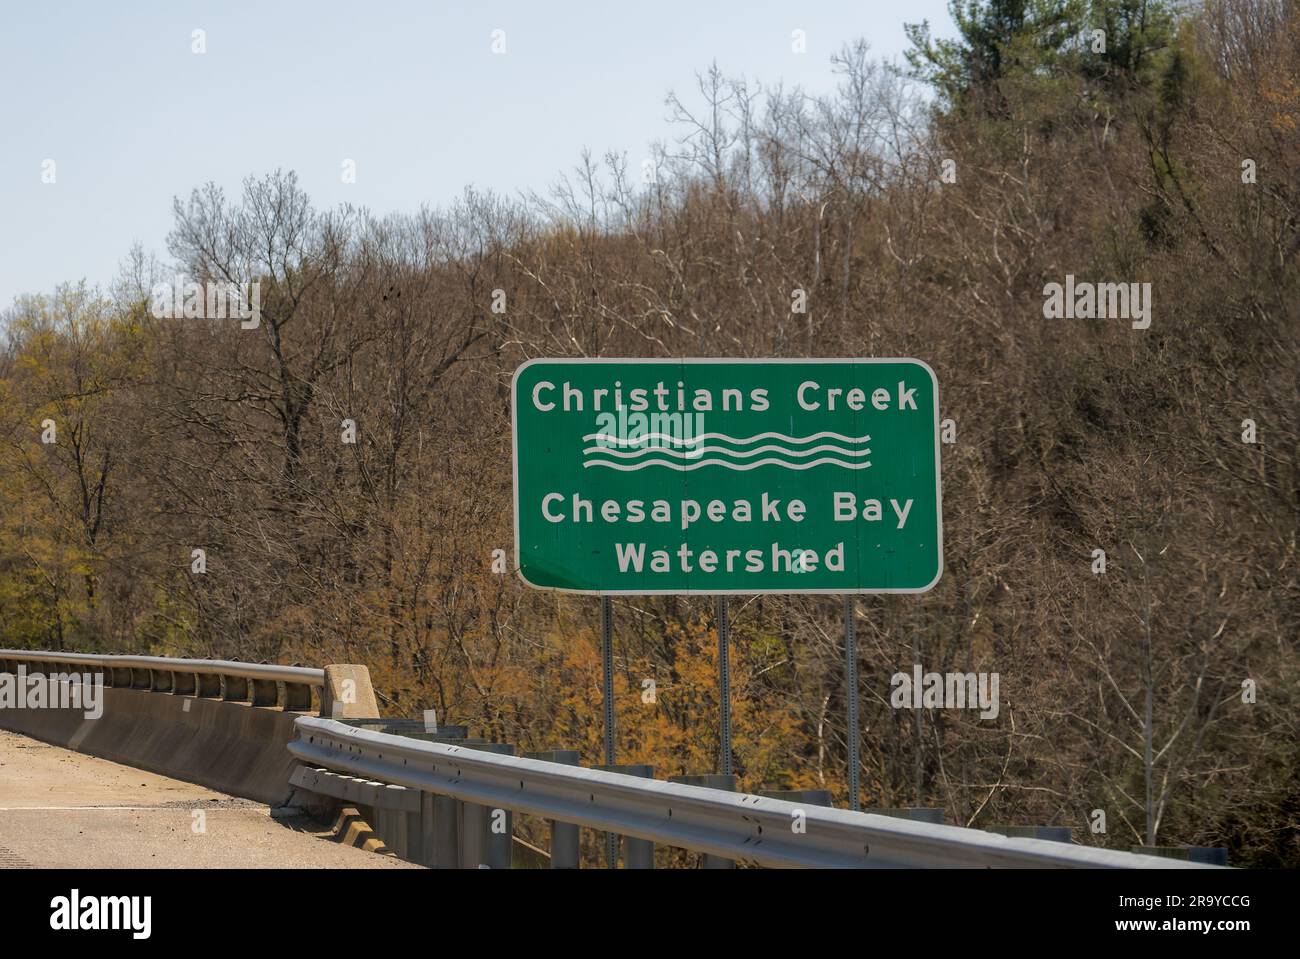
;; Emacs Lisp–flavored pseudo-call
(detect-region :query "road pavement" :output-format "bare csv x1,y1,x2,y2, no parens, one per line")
0,728,414,868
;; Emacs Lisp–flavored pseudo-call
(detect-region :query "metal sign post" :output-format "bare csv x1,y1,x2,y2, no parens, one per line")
845,597,861,811
601,595,617,868
716,596,732,776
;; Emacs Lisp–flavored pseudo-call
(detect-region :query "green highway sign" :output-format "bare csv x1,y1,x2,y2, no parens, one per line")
512,358,943,595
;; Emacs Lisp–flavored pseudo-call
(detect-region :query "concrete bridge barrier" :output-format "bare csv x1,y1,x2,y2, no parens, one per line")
0,651,377,806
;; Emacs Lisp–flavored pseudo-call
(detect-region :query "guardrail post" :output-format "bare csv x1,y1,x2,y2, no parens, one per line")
196,673,221,698
222,675,250,701
669,774,737,868
460,743,515,868
1129,846,1228,865
989,825,1072,843
410,727,470,869
460,802,486,868
379,785,411,859
760,789,833,807
434,794,460,869
373,801,389,855
872,807,945,824
170,671,196,696
414,791,436,867
283,682,313,711
597,764,656,868
150,669,172,692
250,678,278,706
526,750,582,868
383,788,424,866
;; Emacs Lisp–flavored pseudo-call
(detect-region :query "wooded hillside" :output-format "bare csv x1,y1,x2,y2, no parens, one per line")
2,0,1295,864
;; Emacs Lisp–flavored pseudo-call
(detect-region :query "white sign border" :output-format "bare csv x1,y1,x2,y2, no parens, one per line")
511,357,944,596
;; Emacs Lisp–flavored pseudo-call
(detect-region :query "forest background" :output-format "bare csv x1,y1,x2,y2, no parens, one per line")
2,0,1295,864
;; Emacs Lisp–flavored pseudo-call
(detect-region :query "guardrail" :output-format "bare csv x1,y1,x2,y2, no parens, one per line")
289,715,1219,869
0,649,324,711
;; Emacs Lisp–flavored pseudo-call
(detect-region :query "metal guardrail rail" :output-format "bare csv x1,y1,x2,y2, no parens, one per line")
290,715,1219,870
0,649,324,710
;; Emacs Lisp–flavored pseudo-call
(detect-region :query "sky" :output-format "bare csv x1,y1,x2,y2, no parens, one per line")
0,0,957,307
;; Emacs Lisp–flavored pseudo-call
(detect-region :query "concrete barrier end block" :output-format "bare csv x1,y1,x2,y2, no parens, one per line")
321,664,380,720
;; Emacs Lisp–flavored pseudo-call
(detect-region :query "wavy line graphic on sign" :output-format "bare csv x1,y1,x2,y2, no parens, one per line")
582,430,871,446
582,455,873,472
582,443,872,460
582,429,872,471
